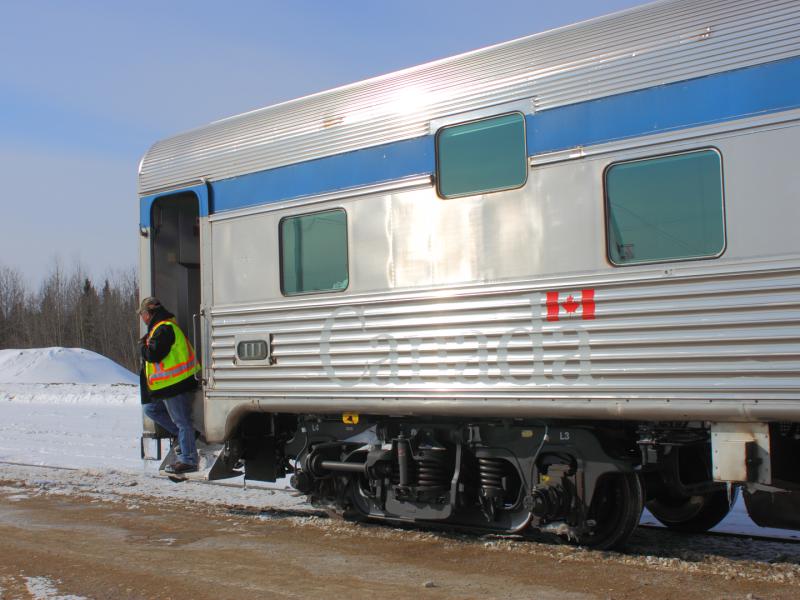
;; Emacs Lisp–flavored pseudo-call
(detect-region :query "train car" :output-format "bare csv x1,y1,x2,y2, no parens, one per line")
137,0,800,548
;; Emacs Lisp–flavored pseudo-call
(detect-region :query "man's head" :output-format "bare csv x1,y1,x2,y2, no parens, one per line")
137,297,162,325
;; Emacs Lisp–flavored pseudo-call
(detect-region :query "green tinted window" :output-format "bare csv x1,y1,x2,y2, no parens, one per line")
280,209,348,295
437,112,527,198
606,150,725,265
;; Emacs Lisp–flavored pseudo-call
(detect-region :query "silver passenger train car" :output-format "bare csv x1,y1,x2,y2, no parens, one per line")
138,0,800,547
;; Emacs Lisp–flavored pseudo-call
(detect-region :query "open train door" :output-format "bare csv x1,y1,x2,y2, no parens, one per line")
149,193,201,346
139,190,204,460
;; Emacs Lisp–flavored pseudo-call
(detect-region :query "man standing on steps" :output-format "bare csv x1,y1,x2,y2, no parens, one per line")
138,297,201,474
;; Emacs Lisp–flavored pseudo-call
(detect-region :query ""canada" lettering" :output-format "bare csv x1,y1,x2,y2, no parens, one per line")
320,289,597,386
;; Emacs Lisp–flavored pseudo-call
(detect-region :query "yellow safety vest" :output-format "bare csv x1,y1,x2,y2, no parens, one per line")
145,319,200,391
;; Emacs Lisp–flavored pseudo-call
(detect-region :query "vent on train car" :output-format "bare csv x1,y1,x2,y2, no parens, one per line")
236,340,269,362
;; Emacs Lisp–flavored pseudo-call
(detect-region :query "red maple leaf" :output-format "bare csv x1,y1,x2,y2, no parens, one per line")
561,295,579,313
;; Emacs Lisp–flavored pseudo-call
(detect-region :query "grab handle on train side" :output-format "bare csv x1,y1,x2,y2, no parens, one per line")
193,311,201,381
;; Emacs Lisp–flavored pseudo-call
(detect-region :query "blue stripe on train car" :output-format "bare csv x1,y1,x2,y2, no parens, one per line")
527,54,800,153
141,54,800,222
210,135,434,215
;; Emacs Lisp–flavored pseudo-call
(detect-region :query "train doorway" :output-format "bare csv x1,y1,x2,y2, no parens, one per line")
149,193,201,357
140,191,204,461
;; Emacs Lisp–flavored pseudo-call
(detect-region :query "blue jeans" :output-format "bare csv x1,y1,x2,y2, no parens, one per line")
143,392,198,466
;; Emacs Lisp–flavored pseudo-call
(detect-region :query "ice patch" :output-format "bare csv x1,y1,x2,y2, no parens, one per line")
24,576,87,600
156,537,177,545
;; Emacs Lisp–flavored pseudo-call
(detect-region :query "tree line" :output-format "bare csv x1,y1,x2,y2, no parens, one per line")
0,262,140,373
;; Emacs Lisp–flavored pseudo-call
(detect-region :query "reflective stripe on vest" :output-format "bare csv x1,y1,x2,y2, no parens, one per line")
145,319,200,391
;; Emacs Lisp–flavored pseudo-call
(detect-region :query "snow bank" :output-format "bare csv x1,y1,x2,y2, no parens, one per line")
0,348,137,385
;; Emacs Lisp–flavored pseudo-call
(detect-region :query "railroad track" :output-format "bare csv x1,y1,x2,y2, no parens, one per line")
1,459,798,546
0,458,314,502
0,460,81,472
0,459,288,492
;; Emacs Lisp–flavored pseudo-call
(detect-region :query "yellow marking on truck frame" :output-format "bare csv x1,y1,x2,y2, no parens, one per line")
343,413,359,425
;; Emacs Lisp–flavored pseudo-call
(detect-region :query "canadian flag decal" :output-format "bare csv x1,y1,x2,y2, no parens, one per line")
546,289,596,322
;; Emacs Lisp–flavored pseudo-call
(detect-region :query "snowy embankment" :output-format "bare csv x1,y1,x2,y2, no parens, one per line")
0,347,138,385
0,347,798,539
0,347,138,406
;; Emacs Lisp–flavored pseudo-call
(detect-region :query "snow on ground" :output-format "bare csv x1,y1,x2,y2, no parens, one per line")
24,576,88,600
642,502,800,540
0,347,797,539
0,347,295,510
0,383,138,405
0,401,143,471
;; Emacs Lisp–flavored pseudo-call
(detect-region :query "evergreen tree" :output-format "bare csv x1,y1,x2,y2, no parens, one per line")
0,261,139,371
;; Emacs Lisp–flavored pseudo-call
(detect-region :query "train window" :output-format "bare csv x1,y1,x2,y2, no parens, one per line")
436,112,527,198
605,149,725,265
280,209,349,295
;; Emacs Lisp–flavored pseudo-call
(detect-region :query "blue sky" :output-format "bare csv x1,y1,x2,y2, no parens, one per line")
0,0,651,285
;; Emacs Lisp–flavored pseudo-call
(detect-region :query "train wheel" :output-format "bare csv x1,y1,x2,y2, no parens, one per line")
343,477,374,521
646,485,737,533
578,472,643,550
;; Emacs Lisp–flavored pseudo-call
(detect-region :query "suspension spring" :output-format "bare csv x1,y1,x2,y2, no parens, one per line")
478,457,506,499
416,448,451,492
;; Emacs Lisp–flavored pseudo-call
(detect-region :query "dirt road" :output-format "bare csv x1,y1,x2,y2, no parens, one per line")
0,480,798,600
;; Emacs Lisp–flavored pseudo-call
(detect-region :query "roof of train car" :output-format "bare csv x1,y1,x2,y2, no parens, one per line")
138,0,800,197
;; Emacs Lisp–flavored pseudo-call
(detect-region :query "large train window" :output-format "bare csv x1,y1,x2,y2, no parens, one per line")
605,149,725,265
280,209,349,295
436,112,527,198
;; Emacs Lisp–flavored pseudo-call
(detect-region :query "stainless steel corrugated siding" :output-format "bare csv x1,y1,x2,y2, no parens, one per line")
139,0,800,196
207,268,800,408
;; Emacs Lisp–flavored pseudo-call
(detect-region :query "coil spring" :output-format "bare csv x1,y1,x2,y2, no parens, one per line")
416,449,451,492
478,457,506,499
